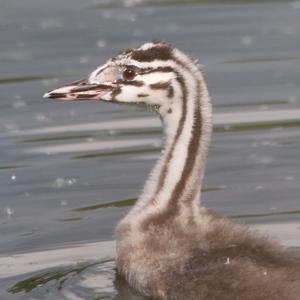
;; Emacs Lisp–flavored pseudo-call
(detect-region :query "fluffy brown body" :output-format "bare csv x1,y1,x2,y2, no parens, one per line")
45,42,300,300
117,211,300,300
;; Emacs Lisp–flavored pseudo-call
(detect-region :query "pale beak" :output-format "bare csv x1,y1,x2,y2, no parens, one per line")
43,79,115,101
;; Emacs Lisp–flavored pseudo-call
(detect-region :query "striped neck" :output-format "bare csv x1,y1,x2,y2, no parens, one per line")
120,58,212,228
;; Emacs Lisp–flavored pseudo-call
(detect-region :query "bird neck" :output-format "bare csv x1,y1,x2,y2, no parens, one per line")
120,68,212,228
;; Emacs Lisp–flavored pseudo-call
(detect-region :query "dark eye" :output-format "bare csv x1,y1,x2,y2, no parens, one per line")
123,67,136,81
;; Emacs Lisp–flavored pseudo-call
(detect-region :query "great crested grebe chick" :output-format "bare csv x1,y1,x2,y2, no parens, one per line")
45,42,300,300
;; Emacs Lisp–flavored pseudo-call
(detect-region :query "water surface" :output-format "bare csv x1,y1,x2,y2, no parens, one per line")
0,0,300,299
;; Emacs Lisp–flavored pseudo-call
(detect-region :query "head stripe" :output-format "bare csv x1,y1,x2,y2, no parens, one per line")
131,45,173,62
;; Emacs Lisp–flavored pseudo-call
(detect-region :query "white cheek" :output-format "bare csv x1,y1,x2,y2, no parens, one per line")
146,90,165,104
109,85,171,105
117,86,143,102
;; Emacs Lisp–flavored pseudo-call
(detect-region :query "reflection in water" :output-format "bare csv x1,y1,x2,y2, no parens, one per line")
8,260,155,300
4,222,299,299
113,273,156,300
6,242,300,299
8,262,100,294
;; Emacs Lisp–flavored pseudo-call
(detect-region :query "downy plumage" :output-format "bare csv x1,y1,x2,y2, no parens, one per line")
45,42,300,300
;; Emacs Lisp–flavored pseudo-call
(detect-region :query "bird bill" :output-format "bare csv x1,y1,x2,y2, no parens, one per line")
43,79,115,101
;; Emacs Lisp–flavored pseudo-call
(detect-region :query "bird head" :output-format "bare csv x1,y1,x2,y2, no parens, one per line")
44,42,200,116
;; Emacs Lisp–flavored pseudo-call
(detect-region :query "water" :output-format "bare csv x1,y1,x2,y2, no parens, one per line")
1,0,300,298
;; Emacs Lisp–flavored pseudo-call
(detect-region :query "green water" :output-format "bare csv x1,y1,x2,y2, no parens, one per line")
0,0,299,299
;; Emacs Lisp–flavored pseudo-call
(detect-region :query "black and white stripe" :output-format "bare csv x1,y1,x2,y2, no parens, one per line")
117,42,212,228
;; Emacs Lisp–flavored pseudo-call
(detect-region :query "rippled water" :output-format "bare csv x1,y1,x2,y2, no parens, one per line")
0,0,300,299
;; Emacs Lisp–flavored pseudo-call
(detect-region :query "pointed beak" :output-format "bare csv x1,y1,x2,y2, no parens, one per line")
43,79,115,101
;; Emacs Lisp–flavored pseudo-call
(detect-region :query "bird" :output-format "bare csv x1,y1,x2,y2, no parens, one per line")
45,42,300,300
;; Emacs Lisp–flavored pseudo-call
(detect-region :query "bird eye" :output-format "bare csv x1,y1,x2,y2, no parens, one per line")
123,67,136,81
